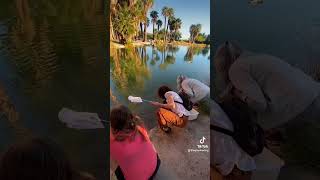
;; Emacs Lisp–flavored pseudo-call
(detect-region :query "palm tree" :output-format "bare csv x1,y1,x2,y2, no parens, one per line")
173,18,182,41
172,31,182,41
143,17,150,42
156,19,162,31
111,0,144,42
168,17,175,41
165,7,174,42
162,6,174,42
113,5,137,44
189,25,196,43
135,0,146,39
110,0,118,40
194,24,202,42
142,0,154,42
189,24,202,43
150,10,158,40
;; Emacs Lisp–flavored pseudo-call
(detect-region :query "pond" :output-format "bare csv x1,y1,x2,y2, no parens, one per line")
213,0,320,86
0,0,107,179
110,45,210,129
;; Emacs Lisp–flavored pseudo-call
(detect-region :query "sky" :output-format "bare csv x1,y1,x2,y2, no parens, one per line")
147,0,210,40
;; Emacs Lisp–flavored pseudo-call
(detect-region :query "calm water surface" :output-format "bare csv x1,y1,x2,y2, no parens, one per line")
0,0,107,179
213,0,320,80
110,45,210,129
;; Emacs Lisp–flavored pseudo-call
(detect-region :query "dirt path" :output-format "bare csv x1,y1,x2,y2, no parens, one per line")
150,114,210,180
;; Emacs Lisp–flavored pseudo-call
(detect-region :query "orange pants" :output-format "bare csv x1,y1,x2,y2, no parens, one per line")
156,108,187,128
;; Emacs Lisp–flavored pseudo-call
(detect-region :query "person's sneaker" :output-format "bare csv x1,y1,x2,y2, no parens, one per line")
160,126,171,133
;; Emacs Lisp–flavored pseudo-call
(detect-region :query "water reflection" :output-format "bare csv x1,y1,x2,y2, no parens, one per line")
0,85,33,140
110,47,151,97
0,0,106,179
184,46,208,62
2,0,106,95
249,0,264,6
110,45,210,128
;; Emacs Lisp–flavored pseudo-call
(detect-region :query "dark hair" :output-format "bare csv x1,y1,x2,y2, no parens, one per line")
158,86,172,99
110,105,136,132
0,138,79,180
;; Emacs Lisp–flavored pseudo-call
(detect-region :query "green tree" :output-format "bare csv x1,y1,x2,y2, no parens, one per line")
171,31,182,41
111,0,149,43
113,5,137,44
156,19,163,31
156,19,162,39
135,0,147,39
169,17,182,42
143,17,150,41
166,8,174,42
189,24,202,43
168,16,175,41
162,6,174,42
205,34,210,44
150,10,158,40
142,0,154,42
161,6,169,41
110,0,118,40
195,33,207,43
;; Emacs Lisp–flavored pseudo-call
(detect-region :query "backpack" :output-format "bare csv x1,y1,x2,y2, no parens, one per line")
175,91,194,111
211,99,265,157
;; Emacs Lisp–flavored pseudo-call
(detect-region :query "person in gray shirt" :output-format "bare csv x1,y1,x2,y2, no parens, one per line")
214,41,320,130
214,41,320,167
176,75,210,104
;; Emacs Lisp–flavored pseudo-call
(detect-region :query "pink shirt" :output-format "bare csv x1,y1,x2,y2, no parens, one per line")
110,126,157,180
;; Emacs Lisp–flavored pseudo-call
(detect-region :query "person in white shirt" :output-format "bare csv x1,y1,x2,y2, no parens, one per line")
211,99,256,177
150,85,190,133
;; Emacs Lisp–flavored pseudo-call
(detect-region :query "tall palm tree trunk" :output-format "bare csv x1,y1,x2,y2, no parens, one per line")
157,25,160,39
143,23,147,42
164,17,167,42
110,16,115,41
140,22,143,40
166,23,169,42
152,22,155,40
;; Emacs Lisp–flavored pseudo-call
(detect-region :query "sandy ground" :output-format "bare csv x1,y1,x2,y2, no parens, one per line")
110,41,150,49
110,114,210,180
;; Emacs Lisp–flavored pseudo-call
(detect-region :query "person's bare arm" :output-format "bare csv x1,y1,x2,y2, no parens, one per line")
150,95,175,110
229,62,267,112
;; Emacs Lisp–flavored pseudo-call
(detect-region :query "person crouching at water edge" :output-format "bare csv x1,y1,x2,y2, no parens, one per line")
150,85,190,133
176,75,210,104
110,105,161,180
214,41,320,165
214,41,320,130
